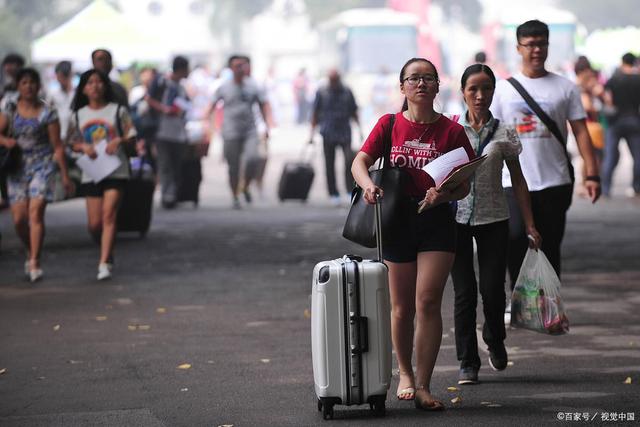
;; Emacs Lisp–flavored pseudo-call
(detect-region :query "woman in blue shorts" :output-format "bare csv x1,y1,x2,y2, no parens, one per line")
352,58,474,411
0,68,72,282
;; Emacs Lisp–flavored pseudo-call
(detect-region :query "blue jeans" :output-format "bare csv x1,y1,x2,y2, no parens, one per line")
602,115,640,196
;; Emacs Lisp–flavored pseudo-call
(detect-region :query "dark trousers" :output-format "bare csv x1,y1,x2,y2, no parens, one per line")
506,184,573,289
322,138,353,196
451,220,508,369
602,115,640,195
156,139,188,205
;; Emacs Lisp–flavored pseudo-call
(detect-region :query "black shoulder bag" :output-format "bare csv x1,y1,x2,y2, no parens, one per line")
507,77,575,183
342,114,410,248
0,102,22,175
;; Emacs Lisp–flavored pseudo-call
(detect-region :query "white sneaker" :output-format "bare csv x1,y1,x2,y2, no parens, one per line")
97,263,112,281
29,268,43,283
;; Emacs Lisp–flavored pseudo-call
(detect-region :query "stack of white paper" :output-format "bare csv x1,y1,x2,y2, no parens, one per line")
75,140,122,183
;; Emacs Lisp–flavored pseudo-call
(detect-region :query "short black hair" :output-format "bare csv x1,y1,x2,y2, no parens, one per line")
516,20,549,42
91,48,112,62
15,67,41,89
474,51,487,63
55,60,72,77
622,52,637,66
228,54,250,68
2,53,25,68
172,55,189,73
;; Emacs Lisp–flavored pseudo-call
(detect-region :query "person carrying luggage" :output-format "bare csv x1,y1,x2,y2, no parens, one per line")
68,69,137,280
209,55,271,210
351,58,475,411
449,64,541,385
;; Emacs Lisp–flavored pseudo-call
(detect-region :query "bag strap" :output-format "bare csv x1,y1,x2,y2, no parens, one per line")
507,78,565,145
507,77,574,182
381,113,396,169
4,101,17,138
477,119,500,156
115,103,124,137
451,113,499,156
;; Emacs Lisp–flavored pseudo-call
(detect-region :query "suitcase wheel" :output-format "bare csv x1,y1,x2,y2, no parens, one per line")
322,404,334,420
369,397,386,417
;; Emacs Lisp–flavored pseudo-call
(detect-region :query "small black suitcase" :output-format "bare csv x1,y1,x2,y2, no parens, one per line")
278,161,314,201
177,149,202,206
117,157,155,237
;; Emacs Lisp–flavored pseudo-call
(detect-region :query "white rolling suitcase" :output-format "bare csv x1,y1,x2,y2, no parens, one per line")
311,202,392,420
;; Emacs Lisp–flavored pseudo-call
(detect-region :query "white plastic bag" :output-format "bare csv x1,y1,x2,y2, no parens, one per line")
510,248,569,335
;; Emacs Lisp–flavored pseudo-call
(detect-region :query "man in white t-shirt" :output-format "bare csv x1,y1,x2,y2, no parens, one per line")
47,61,75,141
491,20,600,290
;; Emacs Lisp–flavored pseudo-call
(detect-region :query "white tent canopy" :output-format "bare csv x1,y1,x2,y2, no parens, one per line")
31,0,168,68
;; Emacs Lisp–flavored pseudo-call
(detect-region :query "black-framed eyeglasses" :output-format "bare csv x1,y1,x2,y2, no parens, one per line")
403,74,438,86
518,41,549,50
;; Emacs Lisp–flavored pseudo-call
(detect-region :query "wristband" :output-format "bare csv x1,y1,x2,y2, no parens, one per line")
585,175,601,183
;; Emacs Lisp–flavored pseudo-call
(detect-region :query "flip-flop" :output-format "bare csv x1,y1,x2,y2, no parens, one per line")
396,387,416,401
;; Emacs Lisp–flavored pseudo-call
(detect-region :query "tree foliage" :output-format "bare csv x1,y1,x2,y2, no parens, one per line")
0,0,91,60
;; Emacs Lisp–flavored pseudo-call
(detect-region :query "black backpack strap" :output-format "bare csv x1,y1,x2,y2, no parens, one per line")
507,77,574,182
115,103,123,137
477,119,500,156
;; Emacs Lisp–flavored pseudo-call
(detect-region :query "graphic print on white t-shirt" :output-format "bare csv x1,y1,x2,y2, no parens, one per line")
511,100,553,140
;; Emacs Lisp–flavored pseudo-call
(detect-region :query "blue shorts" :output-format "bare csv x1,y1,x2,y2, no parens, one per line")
382,201,456,263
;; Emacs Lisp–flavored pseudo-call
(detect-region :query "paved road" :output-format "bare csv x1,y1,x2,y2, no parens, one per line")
1,126,639,426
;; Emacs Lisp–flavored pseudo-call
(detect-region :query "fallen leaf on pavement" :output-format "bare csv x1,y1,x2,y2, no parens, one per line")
624,377,632,384
177,364,191,370
95,316,107,321
138,325,151,331
447,386,459,392
303,309,310,319
53,325,60,331
128,325,137,331
0,368,6,375
156,307,167,314
451,396,462,404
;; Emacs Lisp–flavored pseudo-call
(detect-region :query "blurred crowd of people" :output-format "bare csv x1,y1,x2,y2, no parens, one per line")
1,35,639,285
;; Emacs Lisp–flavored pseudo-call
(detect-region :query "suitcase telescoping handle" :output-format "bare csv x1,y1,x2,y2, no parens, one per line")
374,193,383,262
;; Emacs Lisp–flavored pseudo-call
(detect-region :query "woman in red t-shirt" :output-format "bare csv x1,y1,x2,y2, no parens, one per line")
352,58,474,411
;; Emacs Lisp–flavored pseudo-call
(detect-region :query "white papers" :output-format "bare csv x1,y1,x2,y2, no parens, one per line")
75,140,121,183
421,147,470,187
